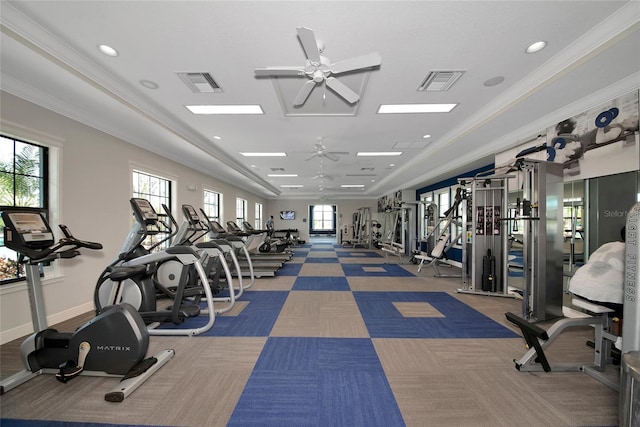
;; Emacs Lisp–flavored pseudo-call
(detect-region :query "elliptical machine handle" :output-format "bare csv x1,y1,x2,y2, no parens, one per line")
58,224,103,250
74,240,103,251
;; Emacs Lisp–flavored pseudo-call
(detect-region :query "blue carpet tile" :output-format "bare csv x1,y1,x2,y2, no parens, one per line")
228,337,405,427
304,257,339,263
275,262,303,276
354,291,520,339
341,263,415,277
292,249,309,257
159,291,288,336
292,276,351,291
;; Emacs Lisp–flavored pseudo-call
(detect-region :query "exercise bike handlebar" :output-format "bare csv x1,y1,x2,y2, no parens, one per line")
15,227,102,264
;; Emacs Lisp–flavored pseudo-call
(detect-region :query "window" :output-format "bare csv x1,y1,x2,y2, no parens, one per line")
0,135,49,284
311,205,334,231
236,198,247,227
255,202,263,230
435,188,450,238
132,170,172,250
419,193,436,239
203,189,221,222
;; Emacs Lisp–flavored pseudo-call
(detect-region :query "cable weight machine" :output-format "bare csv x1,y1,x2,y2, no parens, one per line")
457,159,564,322
457,173,514,297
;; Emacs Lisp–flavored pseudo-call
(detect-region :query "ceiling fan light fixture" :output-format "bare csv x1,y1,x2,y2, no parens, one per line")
254,27,381,107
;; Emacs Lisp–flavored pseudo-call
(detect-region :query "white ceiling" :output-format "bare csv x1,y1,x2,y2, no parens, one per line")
1,1,639,200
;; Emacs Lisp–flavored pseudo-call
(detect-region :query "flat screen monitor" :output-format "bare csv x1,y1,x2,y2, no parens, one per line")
280,211,295,220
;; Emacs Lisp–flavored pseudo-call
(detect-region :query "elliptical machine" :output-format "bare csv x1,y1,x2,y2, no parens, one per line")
0,208,173,402
94,198,216,336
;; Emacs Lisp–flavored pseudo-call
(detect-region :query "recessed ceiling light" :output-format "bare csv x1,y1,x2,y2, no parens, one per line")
268,174,298,177
356,152,403,157
389,164,395,167
341,184,365,188
525,41,547,54
97,44,119,57
240,152,287,157
377,104,457,114
139,80,159,89
186,105,264,115
423,134,431,139
280,184,303,188
483,76,505,87
213,136,222,140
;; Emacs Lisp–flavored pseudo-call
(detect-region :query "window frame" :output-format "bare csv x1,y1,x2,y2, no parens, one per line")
235,198,247,226
0,135,50,285
255,202,263,230
203,189,222,222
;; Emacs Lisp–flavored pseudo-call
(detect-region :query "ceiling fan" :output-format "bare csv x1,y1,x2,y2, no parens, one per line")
255,26,382,106
305,140,348,162
311,171,335,181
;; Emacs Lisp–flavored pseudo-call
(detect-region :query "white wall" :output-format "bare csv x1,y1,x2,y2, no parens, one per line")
0,93,268,344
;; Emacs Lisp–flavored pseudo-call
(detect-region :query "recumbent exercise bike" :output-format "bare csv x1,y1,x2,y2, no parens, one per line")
0,208,173,401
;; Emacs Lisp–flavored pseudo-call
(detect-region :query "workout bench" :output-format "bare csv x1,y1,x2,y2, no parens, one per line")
506,297,620,391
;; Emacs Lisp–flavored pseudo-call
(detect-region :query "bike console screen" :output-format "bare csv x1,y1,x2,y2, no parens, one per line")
130,198,158,225
2,211,54,249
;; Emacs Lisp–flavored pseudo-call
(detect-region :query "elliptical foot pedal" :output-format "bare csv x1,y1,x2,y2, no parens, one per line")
56,360,83,383
105,349,175,403
122,357,158,380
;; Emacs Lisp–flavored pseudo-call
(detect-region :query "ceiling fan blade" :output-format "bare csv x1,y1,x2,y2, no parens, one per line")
324,153,339,162
325,77,359,104
296,27,321,64
293,80,317,106
305,152,319,161
255,67,305,76
329,151,349,155
331,52,382,74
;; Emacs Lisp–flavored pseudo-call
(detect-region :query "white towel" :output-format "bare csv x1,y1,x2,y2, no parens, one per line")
568,241,625,304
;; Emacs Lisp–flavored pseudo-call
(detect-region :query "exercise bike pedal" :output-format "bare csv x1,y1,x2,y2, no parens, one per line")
56,360,83,383
121,357,158,381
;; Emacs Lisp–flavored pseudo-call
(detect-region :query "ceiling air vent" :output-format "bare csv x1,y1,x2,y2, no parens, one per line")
418,70,465,92
178,72,222,93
